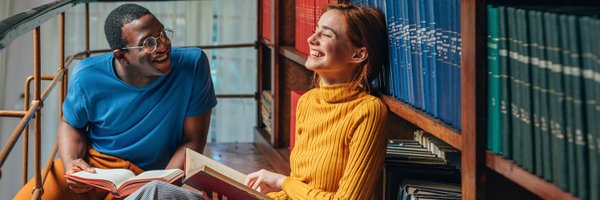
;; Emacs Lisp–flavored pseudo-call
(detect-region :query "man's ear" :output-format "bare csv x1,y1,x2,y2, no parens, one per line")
350,47,368,64
113,49,127,64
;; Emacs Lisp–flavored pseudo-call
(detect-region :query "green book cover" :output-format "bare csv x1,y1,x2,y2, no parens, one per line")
592,17,600,200
507,7,522,165
498,6,513,159
559,14,578,194
590,19,600,199
527,9,543,177
532,10,553,181
564,14,587,199
544,11,568,191
487,5,502,154
517,8,534,172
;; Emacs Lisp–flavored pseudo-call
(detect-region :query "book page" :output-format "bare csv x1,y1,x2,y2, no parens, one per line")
70,168,135,187
132,169,182,180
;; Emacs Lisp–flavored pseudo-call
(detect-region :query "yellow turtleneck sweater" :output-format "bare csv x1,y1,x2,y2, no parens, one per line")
268,83,388,200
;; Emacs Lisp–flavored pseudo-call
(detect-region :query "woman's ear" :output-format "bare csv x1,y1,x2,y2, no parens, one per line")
350,47,368,64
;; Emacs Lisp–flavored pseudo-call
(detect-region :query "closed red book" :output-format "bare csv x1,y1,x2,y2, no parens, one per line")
261,0,272,42
183,148,270,200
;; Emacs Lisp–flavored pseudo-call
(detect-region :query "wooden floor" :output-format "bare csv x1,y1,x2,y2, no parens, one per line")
203,143,291,175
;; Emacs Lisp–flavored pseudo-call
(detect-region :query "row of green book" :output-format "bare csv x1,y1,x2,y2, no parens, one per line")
487,5,600,200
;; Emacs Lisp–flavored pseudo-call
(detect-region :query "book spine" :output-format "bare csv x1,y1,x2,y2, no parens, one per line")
565,14,587,199
559,14,578,194
527,9,542,176
498,6,512,159
427,0,438,117
517,8,533,173
487,5,502,154
507,7,522,166
544,11,568,191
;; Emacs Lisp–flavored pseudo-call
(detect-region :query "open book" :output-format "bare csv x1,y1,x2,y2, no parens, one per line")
184,148,271,200
65,168,183,198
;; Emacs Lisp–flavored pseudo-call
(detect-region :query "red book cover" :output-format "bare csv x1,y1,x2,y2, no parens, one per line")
183,149,270,200
261,0,272,42
295,0,306,53
290,90,306,150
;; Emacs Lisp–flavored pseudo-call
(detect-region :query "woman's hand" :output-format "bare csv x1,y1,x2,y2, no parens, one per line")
244,169,286,194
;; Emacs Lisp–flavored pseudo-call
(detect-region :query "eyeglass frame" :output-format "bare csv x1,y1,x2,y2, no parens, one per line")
120,28,174,53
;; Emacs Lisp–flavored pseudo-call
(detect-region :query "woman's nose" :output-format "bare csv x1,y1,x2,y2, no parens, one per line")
307,32,318,45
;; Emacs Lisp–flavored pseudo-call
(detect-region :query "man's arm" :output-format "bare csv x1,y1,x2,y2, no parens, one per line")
165,110,212,170
58,117,89,170
58,117,95,192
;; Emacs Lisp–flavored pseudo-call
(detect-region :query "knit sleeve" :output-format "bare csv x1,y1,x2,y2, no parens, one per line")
281,99,388,200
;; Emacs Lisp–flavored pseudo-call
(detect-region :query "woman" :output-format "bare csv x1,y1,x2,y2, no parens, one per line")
126,3,389,200
244,3,389,199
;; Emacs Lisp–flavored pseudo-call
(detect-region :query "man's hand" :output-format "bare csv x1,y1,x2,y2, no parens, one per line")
244,169,286,194
64,158,95,193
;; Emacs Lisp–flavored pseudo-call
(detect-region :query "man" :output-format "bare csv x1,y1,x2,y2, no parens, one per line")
15,4,216,199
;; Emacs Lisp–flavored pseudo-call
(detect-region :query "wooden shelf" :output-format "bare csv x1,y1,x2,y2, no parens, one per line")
381,95,462,150
486,151,578,200
280,46,307,66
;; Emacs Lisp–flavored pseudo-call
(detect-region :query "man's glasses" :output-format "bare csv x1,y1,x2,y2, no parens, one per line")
121,28,174,54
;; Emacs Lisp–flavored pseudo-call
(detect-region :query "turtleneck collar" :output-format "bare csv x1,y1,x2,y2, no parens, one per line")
316,83,364,104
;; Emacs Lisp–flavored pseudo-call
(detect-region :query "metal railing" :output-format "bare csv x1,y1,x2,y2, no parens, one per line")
0,1,257,199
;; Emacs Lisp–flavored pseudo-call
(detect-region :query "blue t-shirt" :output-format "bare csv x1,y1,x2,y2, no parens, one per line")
62,47,217,170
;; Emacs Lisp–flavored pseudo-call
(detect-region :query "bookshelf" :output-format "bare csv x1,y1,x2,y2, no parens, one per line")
258,0,598,199
486,151,577,199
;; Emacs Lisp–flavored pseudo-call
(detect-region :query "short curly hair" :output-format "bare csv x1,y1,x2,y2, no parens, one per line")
104,4,151,50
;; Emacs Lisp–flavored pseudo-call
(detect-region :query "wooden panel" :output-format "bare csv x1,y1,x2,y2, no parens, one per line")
279,0,295,46
381,95,462,150
461,0,488,199
486,151,578,200
485,168,542,200
385,111,419,140
279,58,313,148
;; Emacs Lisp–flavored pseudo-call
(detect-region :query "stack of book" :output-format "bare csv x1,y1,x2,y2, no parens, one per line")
398,179,461,200
414,130,461,170
260,91,273,135
384,130,461,200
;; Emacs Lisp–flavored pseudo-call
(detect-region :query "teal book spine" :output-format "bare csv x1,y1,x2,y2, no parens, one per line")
559,14,577,194
564,15,587,199
533,10,553,181
498,6,512,159
579,16,596,200
487,5,502,154
544,11,567,191
507,7,522,165
527,9,543,176
517,8,534,172
594,18,600,200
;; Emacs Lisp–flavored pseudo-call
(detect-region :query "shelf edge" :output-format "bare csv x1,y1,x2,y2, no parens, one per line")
486,151,579,200
279,46,307,66
381,95,462,150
